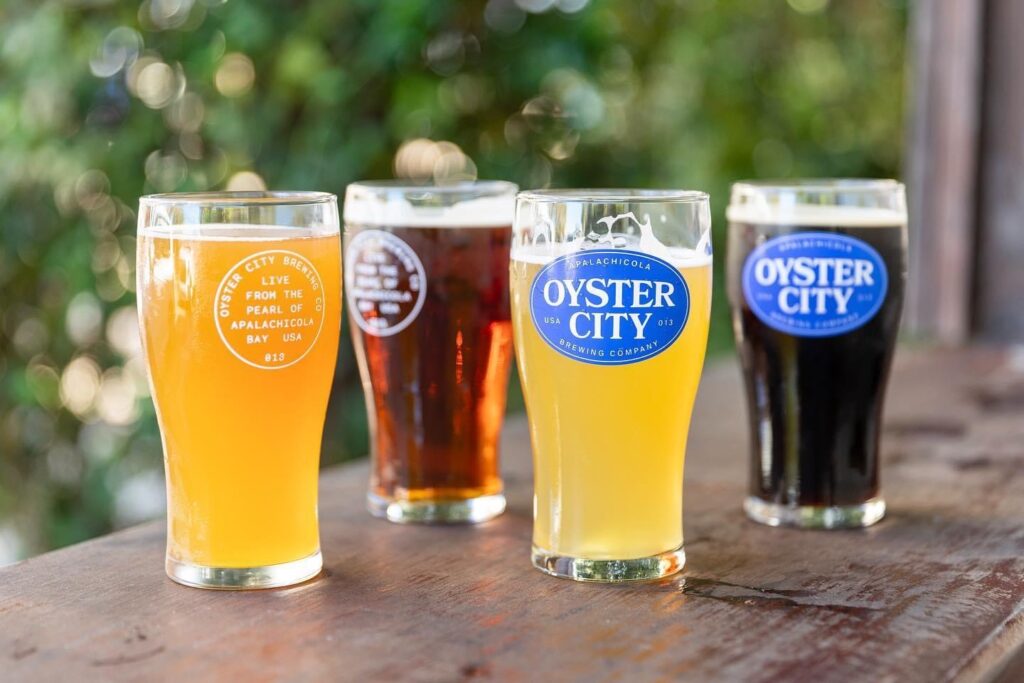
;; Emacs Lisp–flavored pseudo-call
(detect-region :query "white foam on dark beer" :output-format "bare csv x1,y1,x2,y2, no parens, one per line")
138,224,337,240
511,241,712,268
343,195,514,228
725,204,907,227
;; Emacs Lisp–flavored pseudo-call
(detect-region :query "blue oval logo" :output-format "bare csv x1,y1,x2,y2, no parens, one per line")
741,232,888,337
530,249,690,365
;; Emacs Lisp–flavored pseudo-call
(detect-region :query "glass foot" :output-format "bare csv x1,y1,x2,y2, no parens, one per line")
367,492,506,524
166,550,322,590
531,544,685,582
744,496,886,529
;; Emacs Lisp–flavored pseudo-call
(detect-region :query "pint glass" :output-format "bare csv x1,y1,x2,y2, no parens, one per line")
137,192,342,588
726,180,908,529
511,190,713,581
343,181,517,524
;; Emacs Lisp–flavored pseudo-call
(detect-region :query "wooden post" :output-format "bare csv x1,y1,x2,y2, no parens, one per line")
974,0,1024,342
904,0,983,345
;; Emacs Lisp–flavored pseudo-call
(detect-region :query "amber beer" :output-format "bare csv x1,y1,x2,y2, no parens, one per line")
344,181,516,523
137,192,341,590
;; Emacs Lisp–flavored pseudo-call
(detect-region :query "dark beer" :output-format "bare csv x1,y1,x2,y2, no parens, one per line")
727,185,907,528
344,181,516,523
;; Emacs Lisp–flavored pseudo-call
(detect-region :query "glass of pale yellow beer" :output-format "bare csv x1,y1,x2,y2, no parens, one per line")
511,190,712,581
137,192,341,589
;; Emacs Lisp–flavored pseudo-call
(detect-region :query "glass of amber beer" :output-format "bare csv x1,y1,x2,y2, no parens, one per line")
137,192,341,589
511,190,713,581
344,181,516,524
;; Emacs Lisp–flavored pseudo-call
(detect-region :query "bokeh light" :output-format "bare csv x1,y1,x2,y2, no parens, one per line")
225,171,267,191
106,306,142,359
60,356,102,418
89,27,143,78
484,0,526,33
145,0,197,30
394,139,478,182
145,150,188,192
96,368,140,426
215,53,255,98
130,59,184,109
12,318,49,358
65,292,104,347
165,92,205,133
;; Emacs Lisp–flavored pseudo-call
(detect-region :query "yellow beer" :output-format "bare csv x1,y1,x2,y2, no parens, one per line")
512,248,712,561
511,189,713,581
138,222,341,578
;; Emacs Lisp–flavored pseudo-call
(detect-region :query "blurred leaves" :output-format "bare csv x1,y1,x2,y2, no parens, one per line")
0,0,906,562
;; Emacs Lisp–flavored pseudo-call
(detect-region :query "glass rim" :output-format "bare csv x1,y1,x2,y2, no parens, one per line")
139,191,337,207
731,178,904,194
346,180,517,195
516,188,710,204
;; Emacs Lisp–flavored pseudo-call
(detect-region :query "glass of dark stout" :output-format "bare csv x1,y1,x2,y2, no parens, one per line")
343,181,517,524
726,179,907,529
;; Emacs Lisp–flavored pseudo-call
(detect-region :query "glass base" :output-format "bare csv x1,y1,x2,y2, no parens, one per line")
367,492,506,524
744,496,886,529
166,550,322,590
531,544,685,582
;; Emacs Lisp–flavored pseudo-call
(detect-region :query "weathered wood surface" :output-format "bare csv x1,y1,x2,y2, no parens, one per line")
3,348,1024,682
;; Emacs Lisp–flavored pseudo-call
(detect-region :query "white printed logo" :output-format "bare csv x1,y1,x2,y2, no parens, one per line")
214,250,326,370
345,230,427,337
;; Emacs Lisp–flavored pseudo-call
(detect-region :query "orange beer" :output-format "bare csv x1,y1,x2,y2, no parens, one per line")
137,192,341,589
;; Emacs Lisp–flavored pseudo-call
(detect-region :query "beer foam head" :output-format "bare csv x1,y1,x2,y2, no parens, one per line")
344,181,516,228
512,238,712,269
138,224,336,240
726,203,907,227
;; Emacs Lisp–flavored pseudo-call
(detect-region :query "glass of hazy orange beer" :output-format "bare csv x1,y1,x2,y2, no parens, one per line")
137,192,342,589
511,190,713,581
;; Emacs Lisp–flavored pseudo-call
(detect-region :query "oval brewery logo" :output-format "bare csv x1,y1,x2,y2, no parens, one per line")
741,232,888,337
530,249,690,366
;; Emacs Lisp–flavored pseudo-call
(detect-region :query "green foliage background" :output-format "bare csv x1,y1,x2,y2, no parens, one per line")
0,0,907,562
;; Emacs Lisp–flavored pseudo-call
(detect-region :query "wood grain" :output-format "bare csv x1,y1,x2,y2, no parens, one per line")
2,349,1024,682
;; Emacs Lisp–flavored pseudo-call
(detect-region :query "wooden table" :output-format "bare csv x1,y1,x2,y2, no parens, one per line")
3,348,1024,682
